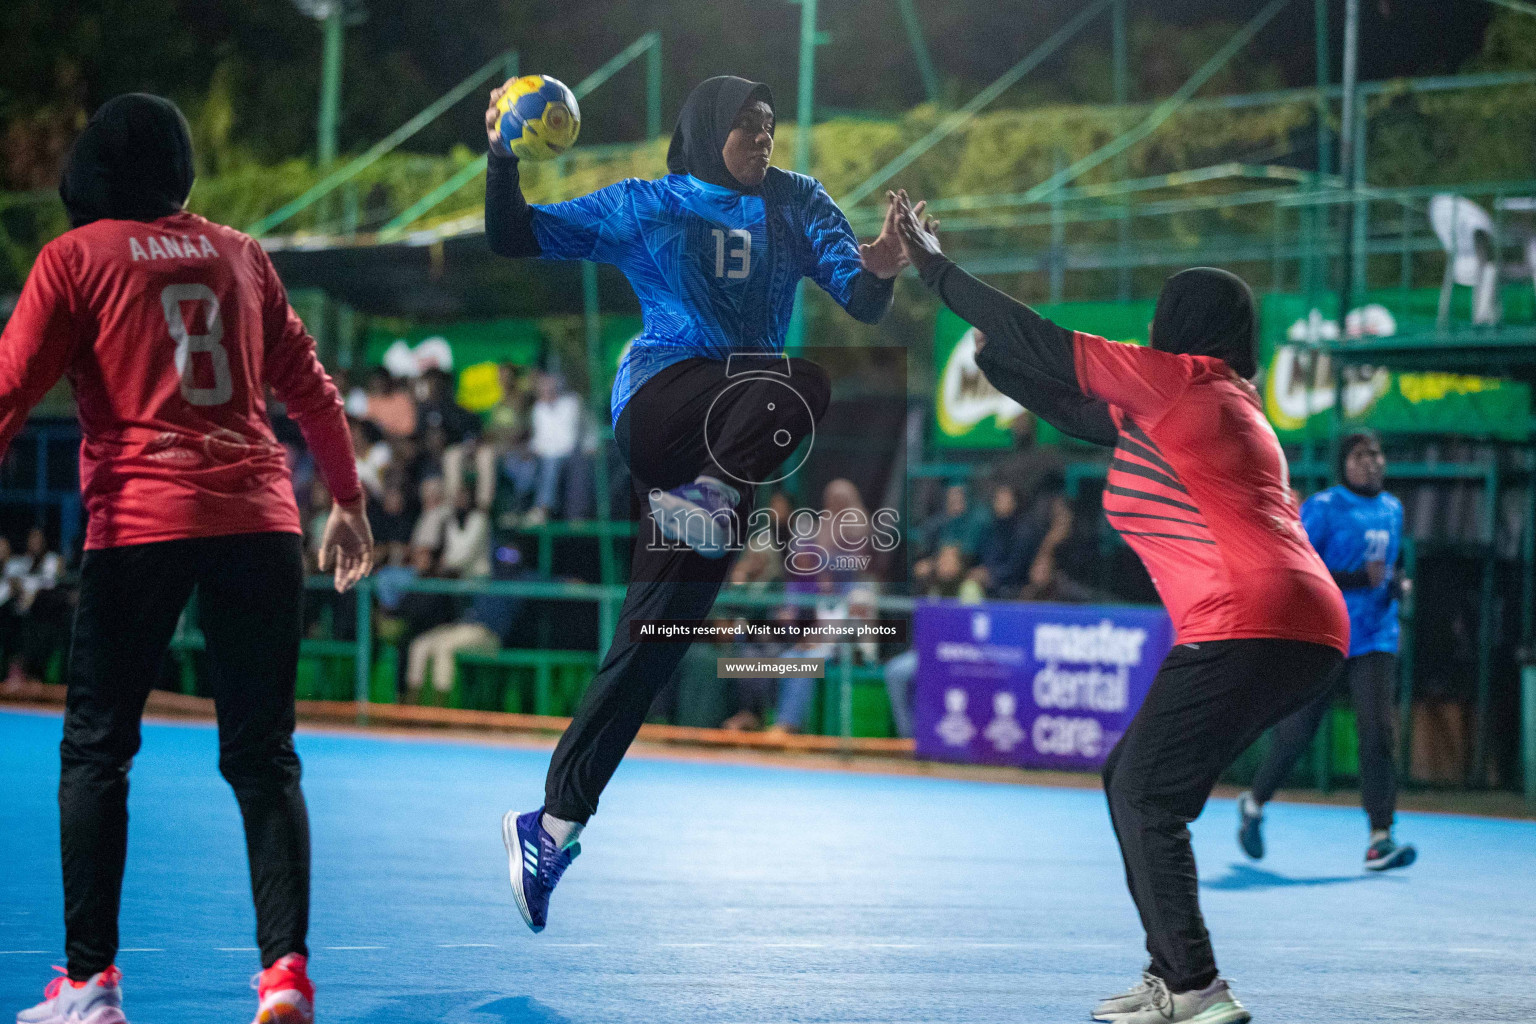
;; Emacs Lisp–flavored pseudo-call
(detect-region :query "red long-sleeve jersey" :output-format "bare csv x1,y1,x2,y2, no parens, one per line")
929,257,1348,655
1074,336,1348,653
0,211,360,550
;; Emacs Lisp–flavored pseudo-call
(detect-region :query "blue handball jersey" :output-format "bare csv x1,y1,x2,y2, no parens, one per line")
1300,485,1404,656
529,168,871,423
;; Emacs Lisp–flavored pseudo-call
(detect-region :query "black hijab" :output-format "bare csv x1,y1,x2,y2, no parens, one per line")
666,75,773,193
1150,267,1258,379
60,93,194,229
1339,430,1383,496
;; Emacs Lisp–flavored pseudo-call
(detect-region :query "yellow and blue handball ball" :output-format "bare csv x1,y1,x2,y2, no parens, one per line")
494,75,581,160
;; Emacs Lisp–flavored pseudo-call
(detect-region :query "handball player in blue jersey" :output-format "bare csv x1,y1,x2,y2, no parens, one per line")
482,75,905,930
1239,430,1417,871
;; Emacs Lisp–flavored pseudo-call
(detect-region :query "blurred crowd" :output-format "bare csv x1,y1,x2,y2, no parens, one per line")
686,413,1115,739
283,361,604,700
0,375,1117,733
0,527,68,691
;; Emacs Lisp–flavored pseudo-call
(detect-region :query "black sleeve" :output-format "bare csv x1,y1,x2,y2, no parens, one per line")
844,271,895,325
919,258,1116,447
988,368,1119,447
920,257,1082,394
485,152,541,259
1331,568,1373,590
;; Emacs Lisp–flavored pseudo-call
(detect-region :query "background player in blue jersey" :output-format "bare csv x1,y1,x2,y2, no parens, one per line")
1238,431,1417,871
483,75,905,931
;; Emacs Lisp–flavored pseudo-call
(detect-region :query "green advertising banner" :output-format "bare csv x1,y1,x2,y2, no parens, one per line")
1260,288,1530,442
931,301,1154,448
933,288,1530,448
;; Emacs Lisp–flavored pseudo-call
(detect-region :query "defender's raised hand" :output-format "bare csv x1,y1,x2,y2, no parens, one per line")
890,189,942,275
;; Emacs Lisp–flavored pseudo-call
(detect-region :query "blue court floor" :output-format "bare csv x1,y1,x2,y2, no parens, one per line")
1,709,1532,1023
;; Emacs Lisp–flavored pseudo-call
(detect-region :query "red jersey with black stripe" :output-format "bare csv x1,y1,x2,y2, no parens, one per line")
1076,333,1348,653
0,212,360,549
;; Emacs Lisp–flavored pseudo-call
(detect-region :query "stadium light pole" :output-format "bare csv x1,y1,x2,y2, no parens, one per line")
318,9,344,166
292,0,362,362
1113,0,1131,300
1335,0,1359,320
895,0,941,103
787,0,825,352
292,0,364,169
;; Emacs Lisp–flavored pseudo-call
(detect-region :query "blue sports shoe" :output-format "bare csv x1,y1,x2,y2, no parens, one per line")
1364,835,1416,872
502,807,579,933
647,476,742,559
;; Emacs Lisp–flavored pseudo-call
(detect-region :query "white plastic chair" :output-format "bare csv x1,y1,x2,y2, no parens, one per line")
1428,194,1500,327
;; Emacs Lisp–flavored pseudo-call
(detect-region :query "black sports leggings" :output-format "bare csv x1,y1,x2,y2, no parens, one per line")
61,532,309,979
1250,651,1399,832
1102,638,1343,993
544,356,830,823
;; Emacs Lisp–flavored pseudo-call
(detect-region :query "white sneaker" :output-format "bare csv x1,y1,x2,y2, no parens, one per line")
1092,974,1250,1023
16,966,127,1024
1094,970,1161,1018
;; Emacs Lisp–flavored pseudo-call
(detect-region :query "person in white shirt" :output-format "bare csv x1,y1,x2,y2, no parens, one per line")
3,527,67,687
409,476,452,557
438,487,491,579
523,372,582,525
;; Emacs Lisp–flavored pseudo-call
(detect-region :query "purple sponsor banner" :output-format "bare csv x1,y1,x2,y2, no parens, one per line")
913,601,1174,771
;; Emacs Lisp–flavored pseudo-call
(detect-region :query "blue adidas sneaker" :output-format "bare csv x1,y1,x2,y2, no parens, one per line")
647,476,742,559
502,807,579,933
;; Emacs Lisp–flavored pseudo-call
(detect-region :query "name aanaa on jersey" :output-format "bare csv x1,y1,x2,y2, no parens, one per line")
128,234,220,261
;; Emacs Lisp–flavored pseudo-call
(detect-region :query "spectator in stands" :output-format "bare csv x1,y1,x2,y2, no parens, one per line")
349,367,417,440
384,544,456,694
410,475,451,560
1018,495,1104,603
970,482,1047,598
304,480,333,570
405,545,527,697
439,485,492,579
3,527,68,686
995,405,1066,519
351,418,391,498
0,536,19,683
816,478,870,581
472,362,534,519
414,367,479,446
729,538,783,593
885,543,983,737
516,372,581,526
370,476,415,568
914,481,983,579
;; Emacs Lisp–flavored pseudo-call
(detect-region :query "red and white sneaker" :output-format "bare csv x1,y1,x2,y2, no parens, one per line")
16,965,127,1024
250,954,313,1024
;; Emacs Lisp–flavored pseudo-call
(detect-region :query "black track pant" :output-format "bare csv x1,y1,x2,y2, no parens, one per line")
545,357,830,822
1101,638,1343,993
61,532,308,979
1250,651,1399,832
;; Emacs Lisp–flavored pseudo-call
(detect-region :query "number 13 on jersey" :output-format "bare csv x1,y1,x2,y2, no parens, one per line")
711,228,751,280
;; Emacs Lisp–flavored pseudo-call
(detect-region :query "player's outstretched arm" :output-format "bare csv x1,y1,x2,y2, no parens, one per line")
893,189,1080,391
484,84,541,259
802,181,898,324
255,242,373,591
890,192,1116,445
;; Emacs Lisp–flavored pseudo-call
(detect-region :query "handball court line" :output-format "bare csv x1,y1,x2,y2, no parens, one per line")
6,701,1530,823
